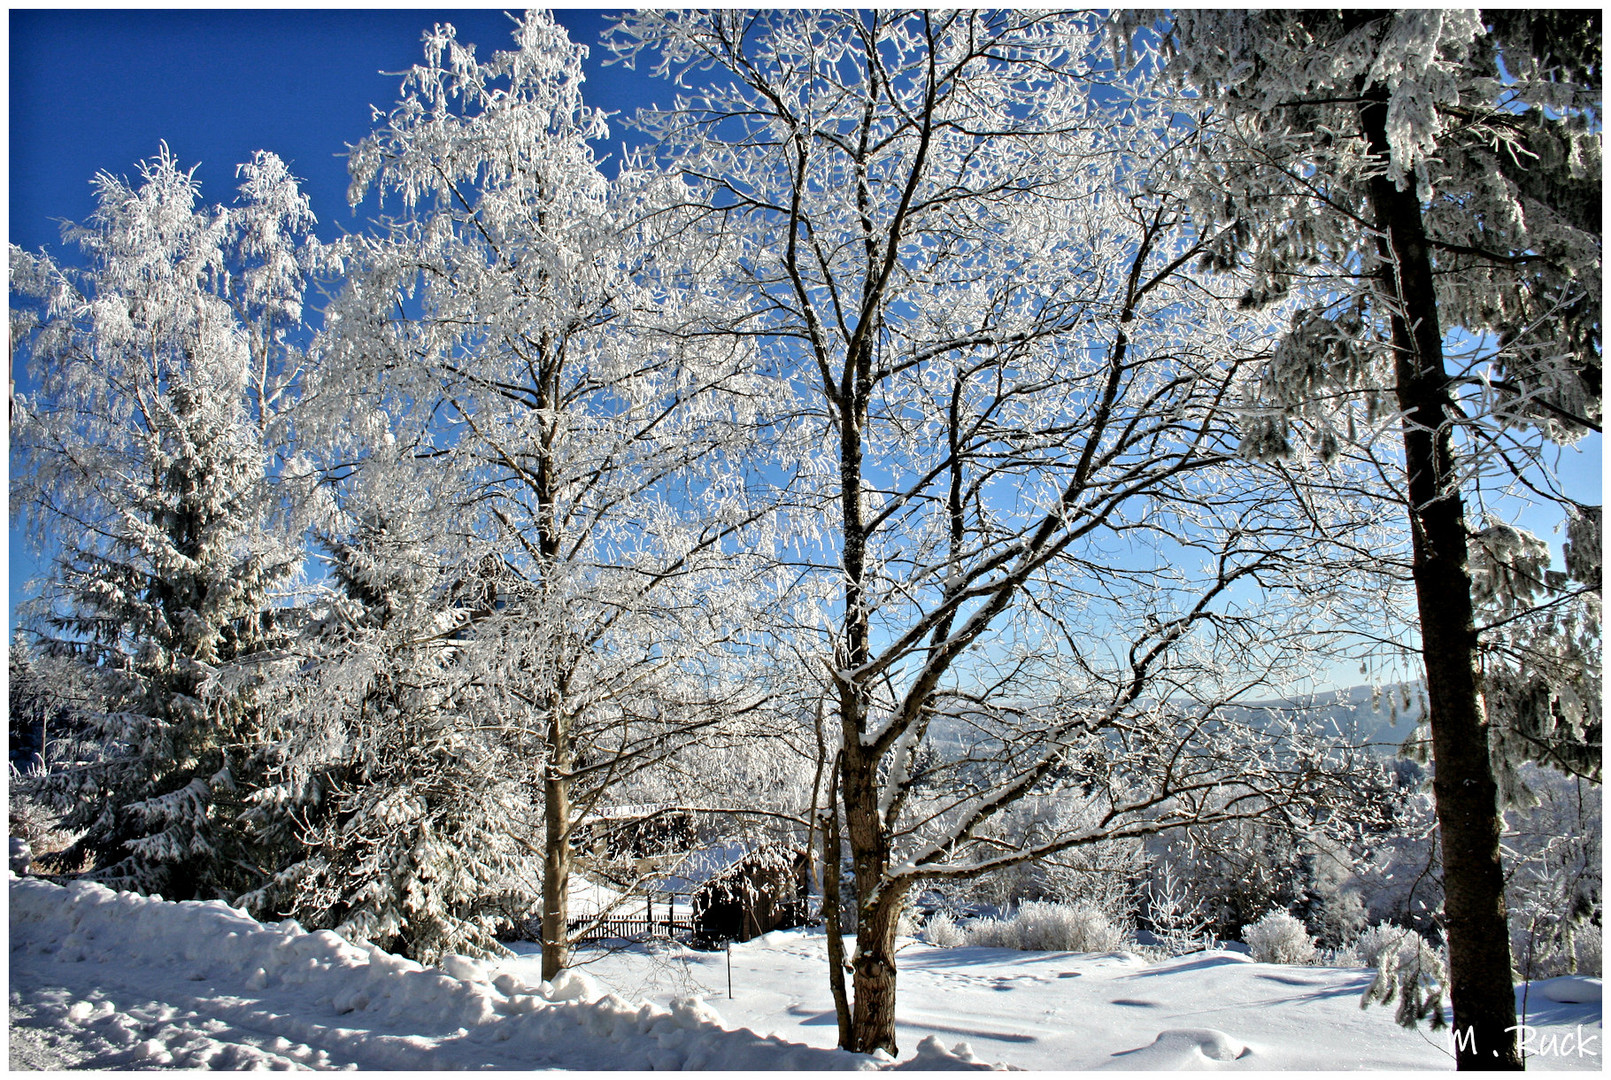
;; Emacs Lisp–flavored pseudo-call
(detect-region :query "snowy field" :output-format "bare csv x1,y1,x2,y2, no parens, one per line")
10,874,1602,1071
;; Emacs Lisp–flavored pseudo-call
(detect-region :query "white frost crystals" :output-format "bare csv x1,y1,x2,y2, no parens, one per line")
10,142,326,901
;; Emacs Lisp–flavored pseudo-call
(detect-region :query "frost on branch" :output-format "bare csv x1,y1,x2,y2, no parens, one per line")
1360,925,1447,1031
1467,517,1602,793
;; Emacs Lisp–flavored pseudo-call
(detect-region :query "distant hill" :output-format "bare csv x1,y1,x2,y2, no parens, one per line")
918,682,1427,765
1220,682,1427,753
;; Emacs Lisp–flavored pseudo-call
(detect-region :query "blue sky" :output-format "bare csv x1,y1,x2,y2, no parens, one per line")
10,9,665,256
9,8,675,626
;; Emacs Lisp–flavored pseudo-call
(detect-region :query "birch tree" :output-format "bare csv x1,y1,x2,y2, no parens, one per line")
612,10,1376,1054
1149,11,1601,1067
300,12,772,975
10,146,324,899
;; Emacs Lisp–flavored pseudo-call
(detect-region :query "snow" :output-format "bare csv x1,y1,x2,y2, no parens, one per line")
1102,1028,1247,1068
7,875,980,1070
10,873,1603,1071
1537,978,1603,1005
488,935,1602,1071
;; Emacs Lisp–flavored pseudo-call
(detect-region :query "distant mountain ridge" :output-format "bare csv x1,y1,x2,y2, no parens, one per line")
916,682,1428,764
1225,682,1427,751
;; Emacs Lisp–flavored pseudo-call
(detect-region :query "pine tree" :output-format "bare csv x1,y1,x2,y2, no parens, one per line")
1149,10,1600,1068
245,507,538,964
11,146,321,900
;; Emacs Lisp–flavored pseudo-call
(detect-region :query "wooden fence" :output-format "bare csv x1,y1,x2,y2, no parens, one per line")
567,915,694,943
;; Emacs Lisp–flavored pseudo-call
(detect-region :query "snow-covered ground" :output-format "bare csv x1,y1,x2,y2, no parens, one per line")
502,935,1600,1071
10,874,1602,1071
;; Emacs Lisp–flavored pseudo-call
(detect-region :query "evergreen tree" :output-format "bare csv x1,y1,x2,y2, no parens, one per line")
245,507,538,964
1149,10,1600,1067
10,147,321,900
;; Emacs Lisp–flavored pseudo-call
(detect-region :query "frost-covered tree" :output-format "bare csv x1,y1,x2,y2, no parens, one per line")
1467,515,1601,793
245,500,538,964
1503,765,1601,980
303,13,772,976
1148,11,1601,1067
612,10,1379,1054
10,146,323,900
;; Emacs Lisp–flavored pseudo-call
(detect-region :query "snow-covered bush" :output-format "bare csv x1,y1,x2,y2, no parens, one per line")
962,901,1129,953
1143,863,1217,956
1242,909,1317,965
923,911,966,949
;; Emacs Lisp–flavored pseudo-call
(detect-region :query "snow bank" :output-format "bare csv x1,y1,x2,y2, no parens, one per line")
1104,1028,1249,1068
1538,977,1602,1005
10,875,1005,1070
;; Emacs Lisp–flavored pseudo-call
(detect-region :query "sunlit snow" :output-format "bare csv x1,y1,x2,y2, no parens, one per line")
9,874,1601,1071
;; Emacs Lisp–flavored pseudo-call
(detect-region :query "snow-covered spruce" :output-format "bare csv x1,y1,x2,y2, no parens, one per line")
934,902,1130,954
10,146,326,902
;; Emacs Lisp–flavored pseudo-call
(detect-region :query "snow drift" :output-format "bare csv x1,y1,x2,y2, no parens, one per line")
9,875,999,1070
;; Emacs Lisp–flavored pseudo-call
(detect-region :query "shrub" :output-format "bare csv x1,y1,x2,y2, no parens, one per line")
923,911,966,948
1512,913,1603,981
1242,909,1317,965
961,901,1129,953
1351,922,1426,969
1144,863,1217,956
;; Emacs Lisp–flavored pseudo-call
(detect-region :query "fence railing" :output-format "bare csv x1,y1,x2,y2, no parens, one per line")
567,915,694,943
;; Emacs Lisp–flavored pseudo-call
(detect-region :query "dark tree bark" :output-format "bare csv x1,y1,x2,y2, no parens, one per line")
1360,95,1521,1071
820,762,853,1048
540,706,573,982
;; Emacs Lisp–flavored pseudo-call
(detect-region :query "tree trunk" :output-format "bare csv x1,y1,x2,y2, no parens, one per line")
1360,96,1520,1071
821,784,853,1048
834,363,907,1054
540,708,572,982
847,873,907,1056
839,719,905,1056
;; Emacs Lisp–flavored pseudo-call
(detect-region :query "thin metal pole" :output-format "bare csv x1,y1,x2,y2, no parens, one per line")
726,940,733,999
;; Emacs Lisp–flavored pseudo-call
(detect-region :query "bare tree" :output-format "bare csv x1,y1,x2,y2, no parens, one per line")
612,10,1378,1054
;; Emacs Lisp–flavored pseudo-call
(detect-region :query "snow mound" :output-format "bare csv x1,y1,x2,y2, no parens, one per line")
1536,976,1602,1004
1106,1028,1248,1068
888,1035,1003,1070
544,967,604,1003
10,876,1009,1070
440,952,487,983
